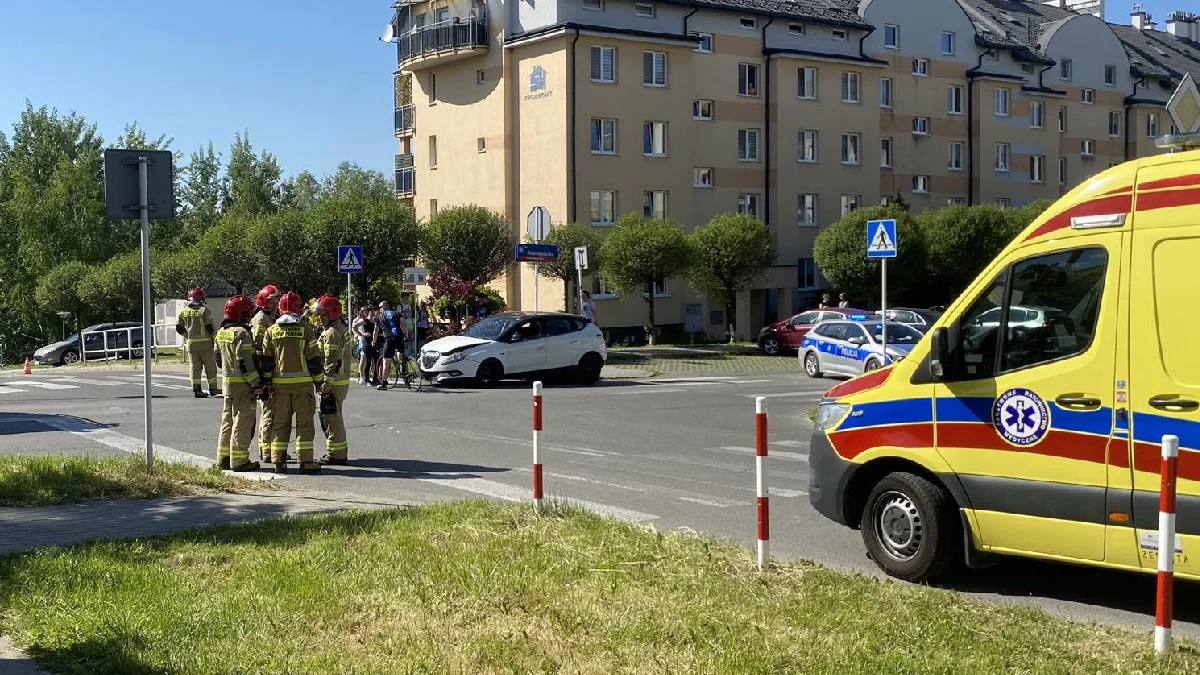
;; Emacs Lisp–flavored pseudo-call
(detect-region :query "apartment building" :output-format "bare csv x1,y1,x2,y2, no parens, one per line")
387,0,1200,340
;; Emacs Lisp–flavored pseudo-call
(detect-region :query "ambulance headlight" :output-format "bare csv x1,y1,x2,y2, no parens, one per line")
815,403,850,431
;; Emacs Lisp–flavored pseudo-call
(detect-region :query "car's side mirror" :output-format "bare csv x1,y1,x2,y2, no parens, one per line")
930,327,949,381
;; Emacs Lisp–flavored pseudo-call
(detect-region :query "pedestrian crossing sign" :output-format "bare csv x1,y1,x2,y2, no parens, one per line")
866,219,897,259
337,245,364,273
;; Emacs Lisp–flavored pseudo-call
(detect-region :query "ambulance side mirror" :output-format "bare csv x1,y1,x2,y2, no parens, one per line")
930,327,948,381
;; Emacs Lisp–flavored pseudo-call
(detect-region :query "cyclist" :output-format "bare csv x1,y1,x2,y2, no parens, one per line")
374,301,403,390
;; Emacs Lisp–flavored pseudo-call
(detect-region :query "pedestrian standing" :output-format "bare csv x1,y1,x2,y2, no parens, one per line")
358,307,378,386
176,288,220,398
374,301,402,390
262,291,324,474
838,293,849,308
819,293,832,309
315,295,352,466
214,295,261,472
416,300,430,347
581,290,596,323
402,307,418,359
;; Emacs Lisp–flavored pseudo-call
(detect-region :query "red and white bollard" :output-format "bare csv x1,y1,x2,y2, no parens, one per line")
532,381,544,513
755,396,769,571
1155,434,1180,655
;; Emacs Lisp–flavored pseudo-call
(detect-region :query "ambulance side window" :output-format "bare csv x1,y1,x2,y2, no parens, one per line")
1000,247,1106,372
956,271,1008,379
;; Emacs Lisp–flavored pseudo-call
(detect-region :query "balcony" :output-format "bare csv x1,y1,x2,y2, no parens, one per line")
395,154,414,197
394,104,414,135
397,16,488,70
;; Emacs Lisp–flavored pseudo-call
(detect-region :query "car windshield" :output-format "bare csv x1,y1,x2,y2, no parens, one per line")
867,322,923,344
463,316,517,341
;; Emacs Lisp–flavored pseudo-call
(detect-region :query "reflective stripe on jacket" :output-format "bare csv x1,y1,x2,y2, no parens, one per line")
320,320,354,386
215,324,261,388
262,318,322,385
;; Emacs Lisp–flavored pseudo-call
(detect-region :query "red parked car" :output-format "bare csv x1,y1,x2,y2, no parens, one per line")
756,307,871,355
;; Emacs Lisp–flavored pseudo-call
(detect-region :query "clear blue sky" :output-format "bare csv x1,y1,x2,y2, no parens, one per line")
0,2,1177,180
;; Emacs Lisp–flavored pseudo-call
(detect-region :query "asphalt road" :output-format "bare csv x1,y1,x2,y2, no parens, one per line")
1,365,1196,639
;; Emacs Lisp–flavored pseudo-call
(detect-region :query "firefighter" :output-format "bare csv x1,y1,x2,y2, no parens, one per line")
175,288,220,398
251,284,281,463
214,295,262,472
315,294,352,465
261,291,324,474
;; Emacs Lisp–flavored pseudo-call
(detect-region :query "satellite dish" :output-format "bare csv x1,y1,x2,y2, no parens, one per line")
381,23,395,42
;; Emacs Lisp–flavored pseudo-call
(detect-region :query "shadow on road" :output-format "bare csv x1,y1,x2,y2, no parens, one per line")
0,412,117,437
323,457,510,480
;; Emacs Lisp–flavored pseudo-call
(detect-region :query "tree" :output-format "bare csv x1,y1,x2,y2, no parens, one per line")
420,205,514,287
245,211,322,297
178,142,222,243
221,131,280,218
193,215,263,294
279,170,323,211
599,214,692,344
35,261,91,344
686,213,773,342
917,205,1014,305
812,205,925,307
305,194,420,298
151,247,208,301
1005,199,1055,237
80,251,143,321
322,162,392,202
536,222,603,312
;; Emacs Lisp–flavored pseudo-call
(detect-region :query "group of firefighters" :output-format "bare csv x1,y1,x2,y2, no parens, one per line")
175,285,351,473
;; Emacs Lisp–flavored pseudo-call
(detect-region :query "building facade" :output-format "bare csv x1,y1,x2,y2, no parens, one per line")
388,0,1200,341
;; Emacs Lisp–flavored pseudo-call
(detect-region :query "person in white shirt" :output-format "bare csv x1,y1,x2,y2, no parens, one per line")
581,291,596,323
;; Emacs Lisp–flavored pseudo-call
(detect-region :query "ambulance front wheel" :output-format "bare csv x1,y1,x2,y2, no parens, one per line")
860,472,960,583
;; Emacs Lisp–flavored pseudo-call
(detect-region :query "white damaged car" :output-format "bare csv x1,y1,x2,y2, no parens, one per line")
418,312,607,386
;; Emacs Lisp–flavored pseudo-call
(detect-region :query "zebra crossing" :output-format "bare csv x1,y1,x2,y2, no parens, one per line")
0,373,196,394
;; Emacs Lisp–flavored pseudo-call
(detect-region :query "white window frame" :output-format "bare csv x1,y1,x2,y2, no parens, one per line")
738,128,760,162
884,24,900,49
995,142,1010,172
595,276,615,298
912,116,930,135
634,2,655,18
798,67,818,99
941,31,955,55
739,62,760,97
1058,106,1068,133
996,198,1011,209
789,23,806,36
693,99,713,120
1108,111,1122,137
583,0,604,10
912,175,930,194
840,194,861,215
798,129,818,163
1060,58,1073,81
642,121,668,156
477,137,486,153
643,190,668,219
739,17,756,30
1030,154,1045,183
643,50,667,87
947,85,963,115
1104,64,1116,86
429,135,438,169
1030,100,1044,129
995,87,1010,117
590,117,617,155
1082,88,1095,105
1058,156,1067,185
947,197,966,206
651,279,669,297
912,57,929,77
840,133,861,165
841,71,861,103
693,167,714,188
1081,139,1096,157
1148,112,1160,137
947,141,964,171
880,137,893,168
880,77,893,108
832,29,848,41
737,193,760,219
691,32,713,53
590,189,616,225
798,194,818,226
590,46,615,83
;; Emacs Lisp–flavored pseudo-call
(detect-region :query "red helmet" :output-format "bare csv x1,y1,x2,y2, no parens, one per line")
187,288,206,303
223,295,255,322
255,284,280,309
278,291,304,316
315,294,343,322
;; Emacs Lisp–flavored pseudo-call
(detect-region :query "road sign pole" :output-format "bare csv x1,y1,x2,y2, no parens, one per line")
347,273,352,322
881,258,888,361
138,158,154,472
534,263,539,315
576,265,584,314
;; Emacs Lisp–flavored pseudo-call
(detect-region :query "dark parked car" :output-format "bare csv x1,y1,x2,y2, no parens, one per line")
756,307,871,355
33,322,150,366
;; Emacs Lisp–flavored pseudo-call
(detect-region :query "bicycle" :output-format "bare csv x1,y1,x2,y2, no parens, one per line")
391,345,424,391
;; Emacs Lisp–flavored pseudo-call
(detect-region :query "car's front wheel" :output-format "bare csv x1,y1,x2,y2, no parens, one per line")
475,359,503,387
860,472,960,583
864,357,881,372
761,337,781,355
60,350,79,366
803,351,822,378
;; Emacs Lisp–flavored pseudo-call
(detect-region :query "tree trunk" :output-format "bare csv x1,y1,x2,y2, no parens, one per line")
725,288,737,344
645,281,656,346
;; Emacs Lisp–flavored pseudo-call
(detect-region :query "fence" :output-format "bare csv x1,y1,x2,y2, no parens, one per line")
80,324,184,364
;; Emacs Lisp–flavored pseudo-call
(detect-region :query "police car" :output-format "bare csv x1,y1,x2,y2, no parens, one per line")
799,319,923,378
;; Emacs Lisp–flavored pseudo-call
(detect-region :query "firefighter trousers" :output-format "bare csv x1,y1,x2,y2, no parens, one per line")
187,342,219,393
268,383,317,464
217,386,256,465
320,384,349,459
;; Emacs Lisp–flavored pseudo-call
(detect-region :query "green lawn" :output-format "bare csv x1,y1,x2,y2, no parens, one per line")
0,455,266,507
0,500,1194,674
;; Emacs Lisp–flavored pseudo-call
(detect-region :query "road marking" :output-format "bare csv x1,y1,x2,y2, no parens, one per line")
414,426,620,458
610,387,686,396
772,488,808,498
741,391,824,399
151,374,194,382
640,376,741,383
678,496,742,507
17,381,78,390
727,379,774,385
417,475,658,522
39,417,212,467
0,386,27,394
50,376,126,386
112,376,192,390
716,445,809,463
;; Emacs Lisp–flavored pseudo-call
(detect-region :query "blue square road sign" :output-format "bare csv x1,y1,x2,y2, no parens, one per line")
337,245,364,273
866,219,898,259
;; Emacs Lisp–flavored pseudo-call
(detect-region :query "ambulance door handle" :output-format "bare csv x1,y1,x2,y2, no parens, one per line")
1148,394,1200,412
1054,393,1102,410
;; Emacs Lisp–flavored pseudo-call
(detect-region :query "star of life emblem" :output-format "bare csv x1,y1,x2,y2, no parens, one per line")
992,388,1050,447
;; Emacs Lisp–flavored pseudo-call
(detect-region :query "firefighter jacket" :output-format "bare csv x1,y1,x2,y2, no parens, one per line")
215,321,262,391
176,302,216,345
261,315,323,387
319,320,354,391
250,309,277,352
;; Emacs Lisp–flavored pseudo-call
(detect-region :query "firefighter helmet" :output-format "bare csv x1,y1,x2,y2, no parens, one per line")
186,288,206,303
278,291,304,316
223,295,255,323
315,294,343,322
255,284,280,309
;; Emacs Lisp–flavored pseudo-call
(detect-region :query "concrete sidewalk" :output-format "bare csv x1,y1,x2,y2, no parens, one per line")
2,361,654,380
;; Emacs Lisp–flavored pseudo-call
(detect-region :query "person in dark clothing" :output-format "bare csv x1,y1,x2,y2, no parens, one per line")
358,307,378,386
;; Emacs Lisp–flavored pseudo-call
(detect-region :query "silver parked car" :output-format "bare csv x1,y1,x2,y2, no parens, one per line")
799,320,924,379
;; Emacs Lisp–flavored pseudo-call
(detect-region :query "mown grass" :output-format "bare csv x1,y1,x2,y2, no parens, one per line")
0,455,267,507
0,500,1195,674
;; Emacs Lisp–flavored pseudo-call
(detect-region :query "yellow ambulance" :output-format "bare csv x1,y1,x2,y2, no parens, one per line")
809,145,1200,583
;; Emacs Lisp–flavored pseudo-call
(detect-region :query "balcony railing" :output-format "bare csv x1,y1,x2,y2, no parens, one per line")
395,154,414,196
398,16,488,67
394,104,414,134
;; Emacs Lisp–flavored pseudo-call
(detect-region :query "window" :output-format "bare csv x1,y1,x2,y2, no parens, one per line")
477,137,486,153
995,87,1010,116
739,63,760,97
798,194,818,225
738,129,760,161
912,175,930,193
884,24,900,49
798,258,818,290
429,72,437,103
1022,63,1036,74
947,85,963,114
948,142,964,171
737,193,760,219
476,69,486,85
996,197,1011,209
739,17,756,30
941,31,955,55
841,72,860,103
634,2,655,17
643,121,668,156
429,198,438,215
798,130,818,163
984,50,998,60
643,190,667,219
1058,157,1067,185
1060,58,1073,80
693,99,713,120
693,167,714,188
789,23,806,36
1148,112,1160,137
643,51,666,86
1058,106,1068,132
429,135,438,168
1030,154,1045,183
652,279,669,297
583,0,604,10
594,276,614,297
841,194,861,215
1104,64,1116,86
1081,139,1095,156
590,190,616,225
832,29,848,41
880,77,893,108
590,46,615,83
995,142,1010,171
912,58,929,76
1108,111,1122,137
880,137,893,168
952,247,1107,379
798,67,818,99
841,133,861,164
590,118,616,154
1082,88,1095,104
948,197,966,206
912,116,930,135
691,32,713,53
1030,101,1044,129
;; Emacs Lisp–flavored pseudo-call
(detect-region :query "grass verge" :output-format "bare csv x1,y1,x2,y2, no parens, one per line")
0,500,1195,674
0,455,268,507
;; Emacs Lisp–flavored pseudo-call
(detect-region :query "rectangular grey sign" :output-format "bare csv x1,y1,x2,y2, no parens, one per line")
102,149,175,221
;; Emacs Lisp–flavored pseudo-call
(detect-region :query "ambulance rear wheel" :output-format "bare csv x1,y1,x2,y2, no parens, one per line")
860,472,960,583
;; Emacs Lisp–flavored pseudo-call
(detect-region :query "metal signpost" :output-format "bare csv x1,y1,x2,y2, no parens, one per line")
103,149,175,471
1156,73,1200,153
866,218,898,361
526,207,551,314
573,246,588,315
338,245,364,319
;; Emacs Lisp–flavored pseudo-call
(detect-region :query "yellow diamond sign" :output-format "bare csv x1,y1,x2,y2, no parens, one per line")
1167,72,1200,135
